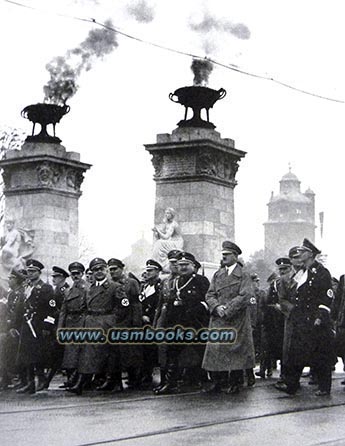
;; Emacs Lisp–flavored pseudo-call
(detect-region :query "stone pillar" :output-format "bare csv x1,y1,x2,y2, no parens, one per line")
145,126,246,277
0,141,91,276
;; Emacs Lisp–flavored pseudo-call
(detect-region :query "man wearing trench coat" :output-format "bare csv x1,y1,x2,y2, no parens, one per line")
69,258,129,395
57,262,87,388
202,241,255,394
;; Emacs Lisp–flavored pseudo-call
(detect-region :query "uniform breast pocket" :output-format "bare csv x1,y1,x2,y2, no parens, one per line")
217,282,240,297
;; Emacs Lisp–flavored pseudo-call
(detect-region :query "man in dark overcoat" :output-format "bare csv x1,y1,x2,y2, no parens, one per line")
202,241,255,394
282,239,335,396
43,266,70,389
139,259,162,387
104,258,142,390
154,252,209,395
57,262,87,389
69,258,129,395
153,249,181,391
1,269,28,390
16,259,56,394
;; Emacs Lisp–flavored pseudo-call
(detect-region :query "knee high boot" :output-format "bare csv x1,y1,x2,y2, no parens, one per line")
154,363,178,395
36,365,47,391
153,367,167,392
17,366,35,394
68,374,88,396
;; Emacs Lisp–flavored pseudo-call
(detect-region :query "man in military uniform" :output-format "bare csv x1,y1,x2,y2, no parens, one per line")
202,241,255,394
58,262,87,389
257,258,290,386
281,239,335,396
16,259,56,394
1,269,28,390
43,266,70,389
154,252,209,395
68,258,129,395
139,259,162,388
333,272,345,384
103,258,142,391
153,249,181,392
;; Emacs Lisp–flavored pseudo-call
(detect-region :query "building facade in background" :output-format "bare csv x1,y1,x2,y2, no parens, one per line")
264,168,316,262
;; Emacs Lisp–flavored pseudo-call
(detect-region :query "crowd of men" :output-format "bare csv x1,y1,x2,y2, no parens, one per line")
0,237,345,397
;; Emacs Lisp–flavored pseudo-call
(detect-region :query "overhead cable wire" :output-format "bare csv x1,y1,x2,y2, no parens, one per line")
3,0,345,104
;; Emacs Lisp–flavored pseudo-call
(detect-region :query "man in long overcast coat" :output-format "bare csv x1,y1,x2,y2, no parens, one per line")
202,241,255,394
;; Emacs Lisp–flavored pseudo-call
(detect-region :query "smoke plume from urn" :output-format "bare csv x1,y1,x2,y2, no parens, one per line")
191,59,214,86
126,0,155,23
190,12,251,40
44,20,118,105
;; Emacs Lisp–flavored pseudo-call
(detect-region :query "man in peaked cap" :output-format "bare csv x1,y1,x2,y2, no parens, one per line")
279,239,335,396
0,269,28,390
154,251,210,395
51,266,70,310
105,258,142,391
42,266,71,390
68,257,130,395
153,250,181,392
202,241,255,395
136,259,162,389
16,259,56,394
258,258,291,385
57,262,87,390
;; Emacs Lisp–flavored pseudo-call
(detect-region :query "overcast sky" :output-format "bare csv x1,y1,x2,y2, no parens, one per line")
1,0,345,276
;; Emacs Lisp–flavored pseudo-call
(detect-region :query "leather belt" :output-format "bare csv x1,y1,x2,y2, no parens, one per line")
87,310,114,316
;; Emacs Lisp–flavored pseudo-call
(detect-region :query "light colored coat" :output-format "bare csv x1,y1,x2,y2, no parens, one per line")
202,264,255,371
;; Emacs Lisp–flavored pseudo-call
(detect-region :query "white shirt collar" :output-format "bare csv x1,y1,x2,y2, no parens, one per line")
95,277,107,287
226,263,237,276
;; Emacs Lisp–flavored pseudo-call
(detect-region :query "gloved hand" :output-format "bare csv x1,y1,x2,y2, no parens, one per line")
142,315,151,324
9,328,19,338
214,305,226,318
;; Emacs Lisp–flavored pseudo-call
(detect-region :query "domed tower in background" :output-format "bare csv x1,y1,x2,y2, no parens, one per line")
264,167,316,262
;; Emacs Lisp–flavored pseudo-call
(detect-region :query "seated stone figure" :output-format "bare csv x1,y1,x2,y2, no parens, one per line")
152,208,183,268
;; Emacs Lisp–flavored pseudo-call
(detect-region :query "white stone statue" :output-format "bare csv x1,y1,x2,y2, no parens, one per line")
0,218,35,287
152,207,184,267
0,219,21,268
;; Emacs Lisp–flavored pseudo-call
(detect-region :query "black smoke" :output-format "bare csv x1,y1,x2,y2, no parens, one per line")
191,58,213,86
44,20,118,105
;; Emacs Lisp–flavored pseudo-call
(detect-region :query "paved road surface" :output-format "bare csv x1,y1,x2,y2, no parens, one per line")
1,370,345,446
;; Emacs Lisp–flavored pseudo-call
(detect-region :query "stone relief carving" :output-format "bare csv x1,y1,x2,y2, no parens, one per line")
197,150,218,176
37,161,60,186
151,153,164,177
66,168,84,191
1,168,12,189
196,149,239,182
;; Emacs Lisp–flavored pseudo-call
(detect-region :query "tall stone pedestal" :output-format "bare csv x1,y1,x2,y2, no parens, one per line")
0,142,91,277
145,127,246,277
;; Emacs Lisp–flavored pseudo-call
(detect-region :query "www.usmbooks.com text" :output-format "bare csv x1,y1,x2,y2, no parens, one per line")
57,326,237,345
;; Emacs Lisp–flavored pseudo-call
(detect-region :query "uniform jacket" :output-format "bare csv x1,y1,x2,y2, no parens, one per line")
58,280,87,369
202,263,255,371
114,274,142,327
139,278,161,324
7,286,27,332
153,274,177,328
57,280,87,330
78,279,130,374
16,279,55,366
333,274,345,357
164,273,210,329
287,260,335,366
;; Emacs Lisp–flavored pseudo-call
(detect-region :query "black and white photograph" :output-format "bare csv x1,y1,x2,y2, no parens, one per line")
0,0,345,445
